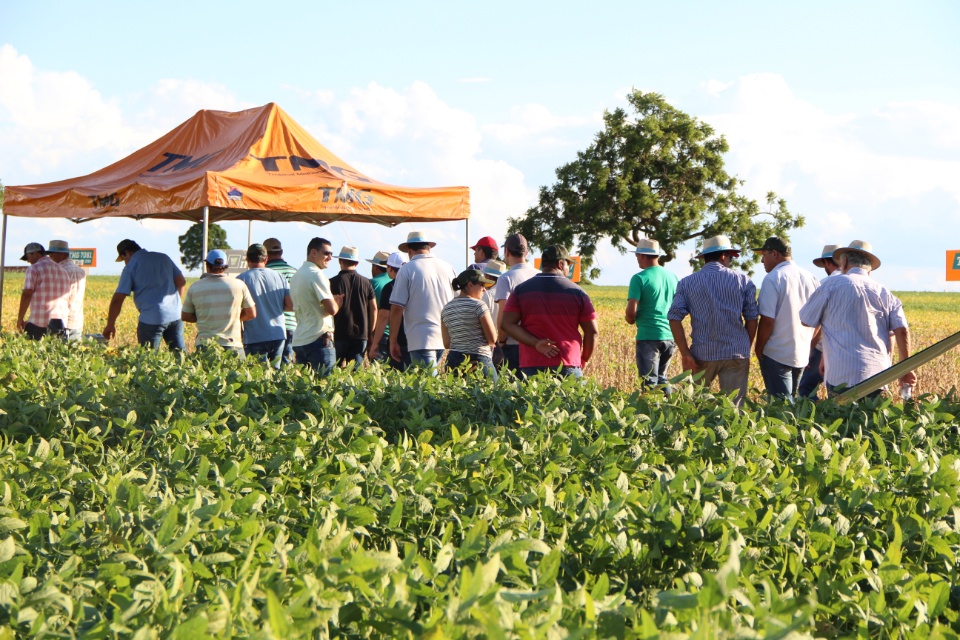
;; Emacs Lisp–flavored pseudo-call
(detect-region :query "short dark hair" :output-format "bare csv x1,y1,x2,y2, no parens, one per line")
703,251,736,263
307,237,331,255
207,263,228,274
372,264,387,274
407,242,430,252
475,246,497,261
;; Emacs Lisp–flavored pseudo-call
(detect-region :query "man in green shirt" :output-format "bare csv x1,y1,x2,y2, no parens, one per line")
625,238,678,390
366,250,392,361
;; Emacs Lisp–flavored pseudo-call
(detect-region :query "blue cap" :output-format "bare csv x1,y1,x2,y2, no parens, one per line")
206,249,228,266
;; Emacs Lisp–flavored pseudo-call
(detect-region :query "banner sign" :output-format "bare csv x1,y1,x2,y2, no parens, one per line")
946,250,960,282
70,248,96,267
225,250,247,276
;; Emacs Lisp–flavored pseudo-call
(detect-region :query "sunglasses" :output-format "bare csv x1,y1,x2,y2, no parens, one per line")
322,250,334,257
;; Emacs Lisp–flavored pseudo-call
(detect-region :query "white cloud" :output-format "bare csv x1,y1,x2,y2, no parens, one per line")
482,103,597,144
701,79,733,97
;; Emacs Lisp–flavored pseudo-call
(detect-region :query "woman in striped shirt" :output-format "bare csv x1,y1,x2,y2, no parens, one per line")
441,269,498,381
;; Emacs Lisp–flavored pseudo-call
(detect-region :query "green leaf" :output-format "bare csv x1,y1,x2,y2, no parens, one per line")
266,589,290,637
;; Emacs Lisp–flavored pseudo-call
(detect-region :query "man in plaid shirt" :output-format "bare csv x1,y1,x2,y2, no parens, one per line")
17,242,71,340
46,239,87,340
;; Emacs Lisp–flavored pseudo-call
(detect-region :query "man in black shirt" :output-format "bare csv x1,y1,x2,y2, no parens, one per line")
330,246,377,368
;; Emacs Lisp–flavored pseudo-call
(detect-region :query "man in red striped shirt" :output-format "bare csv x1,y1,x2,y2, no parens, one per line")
16,242,71,340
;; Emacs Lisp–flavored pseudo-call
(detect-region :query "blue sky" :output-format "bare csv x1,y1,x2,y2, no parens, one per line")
2,1,959,289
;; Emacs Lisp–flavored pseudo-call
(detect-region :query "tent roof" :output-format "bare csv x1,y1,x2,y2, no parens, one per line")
4,103,470,226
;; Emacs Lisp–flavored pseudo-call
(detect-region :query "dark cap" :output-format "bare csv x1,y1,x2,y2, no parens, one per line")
541,245,570,262
116,239,141,261
452,268,494,291
753,237,790,255
19,242,45,261
247,243,268,262
502,233,528,254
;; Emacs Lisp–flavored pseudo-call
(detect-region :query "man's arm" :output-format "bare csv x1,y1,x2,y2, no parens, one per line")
240,305,256,322
501,310,559,359
580,318,599,366
625,299,638,325
496,299,508,343
181,311,197,323
321,298,338,317
17,289,33,332
670,319,699,374
367,296,378,344
745,318,758,349
893,326,917,385
283,294,294,312
103,292,129,339
174,273,186,301
368,307,390,359
389,304,405,360
754,316,774,359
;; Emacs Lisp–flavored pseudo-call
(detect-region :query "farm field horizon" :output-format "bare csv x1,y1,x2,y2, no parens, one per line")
2,274,959,399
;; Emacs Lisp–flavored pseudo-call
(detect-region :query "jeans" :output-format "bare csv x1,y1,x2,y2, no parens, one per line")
635,340,677,387
446,351,498,381
410,349,444,376
281,329,294,366
138,320,185,351
501,344,521,374
294,336,336,376
335,339,367,369
245,338,285,369
759,354,802,400
197,342,245,358
797,348,823,400
827,382,881,400
24,320,66,341
65,328,82,341
521,365,583,379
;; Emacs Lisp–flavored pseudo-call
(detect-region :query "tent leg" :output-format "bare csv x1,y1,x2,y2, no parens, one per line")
202,207,209,263
465,219,469,269
247,220,252,248
0,213,7,325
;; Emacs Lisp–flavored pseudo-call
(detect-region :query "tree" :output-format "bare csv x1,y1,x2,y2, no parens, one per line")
178,222,231,271
508,90,803,279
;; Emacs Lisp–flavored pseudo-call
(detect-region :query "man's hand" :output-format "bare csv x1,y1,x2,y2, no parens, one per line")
899,371,917,386
16,318,26,332
681,353,700,374
535,338,559,359
103,324,116,340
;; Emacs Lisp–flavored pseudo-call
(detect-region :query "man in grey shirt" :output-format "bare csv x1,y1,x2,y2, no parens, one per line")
494,233,537,374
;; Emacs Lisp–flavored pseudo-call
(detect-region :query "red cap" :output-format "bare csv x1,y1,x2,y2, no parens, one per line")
471,236,499,251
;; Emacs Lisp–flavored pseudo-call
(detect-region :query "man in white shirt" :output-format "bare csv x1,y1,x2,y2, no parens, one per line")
493,233,538,374
290,237,340,375
389,230,456,374
753,237,820,399
799,240,916,397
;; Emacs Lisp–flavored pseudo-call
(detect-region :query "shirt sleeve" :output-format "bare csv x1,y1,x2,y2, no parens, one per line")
503,291,520,314
627,272,643,301
23,265,37,290
888,294,908,331
667,280,689,321
742,279,759,321
580,291,597,322
241,282,255,309
181,287,195,314
313,273,332,303
798,284,828,328
389,269,409,307
116,263,134,296
756,275,778,318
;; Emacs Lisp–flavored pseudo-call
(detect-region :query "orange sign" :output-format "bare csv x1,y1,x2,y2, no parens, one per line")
946,251,960,281
533,255,581,282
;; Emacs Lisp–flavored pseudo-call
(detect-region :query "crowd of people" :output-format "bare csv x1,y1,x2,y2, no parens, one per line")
14,231,916,401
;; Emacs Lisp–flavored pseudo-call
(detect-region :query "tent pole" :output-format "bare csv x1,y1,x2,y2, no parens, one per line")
0,213,7,324
465,219,469,269
202,207,209,264
247,220,252,248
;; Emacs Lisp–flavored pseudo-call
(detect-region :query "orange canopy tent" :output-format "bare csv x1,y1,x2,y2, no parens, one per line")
0,102,471,314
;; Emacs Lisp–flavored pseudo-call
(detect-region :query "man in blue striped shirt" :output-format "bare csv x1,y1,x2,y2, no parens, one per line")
668,235,759,406
799,240,915,397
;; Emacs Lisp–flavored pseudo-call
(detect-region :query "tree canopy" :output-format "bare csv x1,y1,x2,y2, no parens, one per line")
508,91,803,278
178,222,231,271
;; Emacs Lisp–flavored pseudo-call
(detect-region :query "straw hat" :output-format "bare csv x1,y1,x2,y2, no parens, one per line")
398,230,437,252
832,240,881,270
366,250,390,266
696,235,739,258
812,244,841,268
47,239,70,253
483,260,508,278
633,238,663,256
335,246,361,262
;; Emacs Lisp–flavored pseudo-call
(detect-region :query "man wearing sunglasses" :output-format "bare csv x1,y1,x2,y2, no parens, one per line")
290,237,340,375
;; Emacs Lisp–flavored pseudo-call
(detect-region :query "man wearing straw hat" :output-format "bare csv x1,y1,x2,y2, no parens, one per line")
752,237,820,400
799,240,916,397
389,230,456,373
330,246,378,368
668,234,759,406
45,239,87,340
797,244,841,399
625,238,678,390
366,250,392,361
